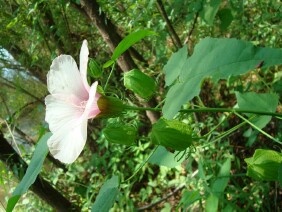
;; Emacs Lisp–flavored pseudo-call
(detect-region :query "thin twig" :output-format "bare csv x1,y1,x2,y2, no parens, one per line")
183,12,199,45
156,0,182,49
136,184,185,211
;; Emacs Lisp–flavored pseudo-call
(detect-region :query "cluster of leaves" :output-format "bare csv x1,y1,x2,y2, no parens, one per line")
0,0,282,211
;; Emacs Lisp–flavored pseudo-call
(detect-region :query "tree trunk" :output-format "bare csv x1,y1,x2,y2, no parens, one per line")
0,132,79,211
80,0,160,123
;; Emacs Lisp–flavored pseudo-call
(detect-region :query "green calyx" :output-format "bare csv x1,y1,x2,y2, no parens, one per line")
97,96,127,118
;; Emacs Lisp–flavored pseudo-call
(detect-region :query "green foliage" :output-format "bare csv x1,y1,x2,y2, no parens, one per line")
1,0,282,211
150,118,193,151
245,149,282,181
7,133,50,212
124,69,157,100
206,158,231,212
199,0,221,25
91,175,119,212
103,123,137,145
163,38,282,119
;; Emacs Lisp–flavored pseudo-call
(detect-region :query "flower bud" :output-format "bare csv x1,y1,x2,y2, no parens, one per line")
124,69,157,100
150,118,193,151
103,124,137,145
88,58,103,78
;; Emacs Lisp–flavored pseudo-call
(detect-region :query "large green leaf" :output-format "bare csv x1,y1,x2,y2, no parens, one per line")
163,38,282,119
103,30,157,68
236,92,279,129
163,46,188,86
91,176,119,212
148,146,184,168
6,133,50,212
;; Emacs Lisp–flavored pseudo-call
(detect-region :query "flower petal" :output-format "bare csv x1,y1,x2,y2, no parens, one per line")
47,118,88,164
47,55,88,100
84,81,101,119
80,40,90,92
45,94,83,133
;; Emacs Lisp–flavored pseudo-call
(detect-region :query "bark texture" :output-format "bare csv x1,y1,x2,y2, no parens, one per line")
80,0,160,123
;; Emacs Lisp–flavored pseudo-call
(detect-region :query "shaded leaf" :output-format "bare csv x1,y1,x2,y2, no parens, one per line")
218,9,233,30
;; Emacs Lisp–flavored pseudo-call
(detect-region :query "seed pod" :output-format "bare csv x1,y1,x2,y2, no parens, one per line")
124,69,156,100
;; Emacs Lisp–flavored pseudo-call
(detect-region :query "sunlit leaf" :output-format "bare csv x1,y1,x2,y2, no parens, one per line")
163,38,282,119
245,149,282,181
103,30,157,68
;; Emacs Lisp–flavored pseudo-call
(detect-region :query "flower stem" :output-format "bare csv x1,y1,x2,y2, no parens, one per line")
104,62,115,92
125,105,282,118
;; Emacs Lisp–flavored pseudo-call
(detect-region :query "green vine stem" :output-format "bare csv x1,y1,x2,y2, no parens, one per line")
125,105,282,118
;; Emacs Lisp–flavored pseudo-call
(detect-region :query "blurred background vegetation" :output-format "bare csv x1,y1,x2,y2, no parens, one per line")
0,0,281,211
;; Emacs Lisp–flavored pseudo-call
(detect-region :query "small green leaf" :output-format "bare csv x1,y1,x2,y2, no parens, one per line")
103,124,137,145
88,58,103,78
103,59,114,69
245,149,282,181
206,158,231,212
236,92,279,129
177,190,200,210
111,30,157,62
150,118,193,151
148,146,184,168
91,176,119,212
218,9,233,30
6,133,50,212
124,69,157,100
200,0,221,25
